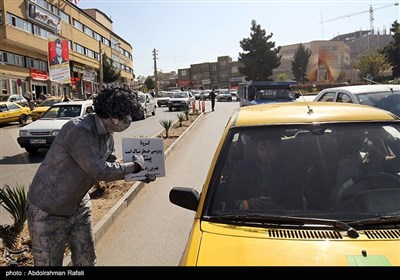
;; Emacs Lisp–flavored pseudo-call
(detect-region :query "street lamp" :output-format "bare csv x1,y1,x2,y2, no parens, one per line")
99,41,121,88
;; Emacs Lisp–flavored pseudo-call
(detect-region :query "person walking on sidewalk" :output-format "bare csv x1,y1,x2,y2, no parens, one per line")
27,85,156,266
210,88,216,111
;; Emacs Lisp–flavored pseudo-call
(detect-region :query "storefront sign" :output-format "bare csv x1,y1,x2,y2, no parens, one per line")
83,69,95,82
26,1,60,32
202,79,211,85
178,80,191,87
30,69,48,81
229,76,244,82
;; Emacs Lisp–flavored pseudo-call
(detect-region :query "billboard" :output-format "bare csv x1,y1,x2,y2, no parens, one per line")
48,37,71,84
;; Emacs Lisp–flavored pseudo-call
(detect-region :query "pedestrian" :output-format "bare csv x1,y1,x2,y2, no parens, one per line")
62,93,70,102
210,88,216,111
27,85,156,266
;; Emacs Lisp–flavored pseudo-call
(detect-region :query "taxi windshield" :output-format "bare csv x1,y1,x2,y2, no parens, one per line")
207,123,400,222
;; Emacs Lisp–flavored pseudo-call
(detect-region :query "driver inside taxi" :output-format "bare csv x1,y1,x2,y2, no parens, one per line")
228,135,304,210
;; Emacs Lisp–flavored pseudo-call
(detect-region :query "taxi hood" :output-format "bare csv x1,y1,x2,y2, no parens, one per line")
195,222,399,266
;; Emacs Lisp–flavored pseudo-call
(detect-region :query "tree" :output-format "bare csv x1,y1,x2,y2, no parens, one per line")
291,44,311,84
276,73,288,81
238,20,281,81
102,53,121,83
144,76,156,91
352,52,392,81
379,20,400,78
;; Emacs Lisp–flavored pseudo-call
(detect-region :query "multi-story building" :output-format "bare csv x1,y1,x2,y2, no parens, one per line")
173,30,393,88
0,0,134,99
273,40,351,83
273,30,391,83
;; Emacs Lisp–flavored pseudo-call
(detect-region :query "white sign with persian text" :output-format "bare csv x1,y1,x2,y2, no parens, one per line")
122,138,165,181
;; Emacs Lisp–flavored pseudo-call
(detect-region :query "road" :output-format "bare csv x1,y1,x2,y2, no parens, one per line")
95,101,239,266
0,105,199,225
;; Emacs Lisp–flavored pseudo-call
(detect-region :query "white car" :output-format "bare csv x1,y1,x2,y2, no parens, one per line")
313,84,400,116
17,100,94,154
135,92,156,120
168,91,195,111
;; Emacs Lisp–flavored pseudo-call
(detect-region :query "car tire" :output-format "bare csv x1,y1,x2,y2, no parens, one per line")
19,115,28,124
169,107,172,111
25,147,38,154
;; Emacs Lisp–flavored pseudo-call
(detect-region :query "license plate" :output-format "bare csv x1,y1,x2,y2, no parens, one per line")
29,139,46,144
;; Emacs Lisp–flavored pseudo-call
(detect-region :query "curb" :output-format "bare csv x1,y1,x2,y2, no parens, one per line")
63,112,204,266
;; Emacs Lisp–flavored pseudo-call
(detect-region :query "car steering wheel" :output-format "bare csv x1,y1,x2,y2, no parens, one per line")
331,172,400,204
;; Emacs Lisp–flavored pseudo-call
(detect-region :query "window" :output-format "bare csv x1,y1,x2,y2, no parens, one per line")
337,93,352,103
319,92,335,102
11,81,17,95
2,52,25,67
27,58,48,71
7,13,33,33
73,19,83,31
59,11,70,24
1,80,8,95
84,26,94,37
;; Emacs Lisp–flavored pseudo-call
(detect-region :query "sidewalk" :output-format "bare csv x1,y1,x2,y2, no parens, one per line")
63,112,205,266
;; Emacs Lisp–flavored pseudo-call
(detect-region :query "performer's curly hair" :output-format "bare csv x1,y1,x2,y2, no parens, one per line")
93,85,141,119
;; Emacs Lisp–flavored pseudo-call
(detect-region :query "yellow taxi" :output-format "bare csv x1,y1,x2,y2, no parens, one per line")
30,97,63,121
0,101,31,125
170,102,400,266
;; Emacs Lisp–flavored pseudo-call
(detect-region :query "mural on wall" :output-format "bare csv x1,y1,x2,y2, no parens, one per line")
308,50,340,83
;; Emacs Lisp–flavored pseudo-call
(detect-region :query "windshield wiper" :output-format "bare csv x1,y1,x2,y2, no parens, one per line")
349,215,400,226
205,214,359,238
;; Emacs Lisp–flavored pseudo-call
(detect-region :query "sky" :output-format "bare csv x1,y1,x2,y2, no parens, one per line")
77,0,400,78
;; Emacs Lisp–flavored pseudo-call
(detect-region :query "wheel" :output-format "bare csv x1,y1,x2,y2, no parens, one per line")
331,172,400,204
25,147,38,154
168,107,172,111
19,115,28,124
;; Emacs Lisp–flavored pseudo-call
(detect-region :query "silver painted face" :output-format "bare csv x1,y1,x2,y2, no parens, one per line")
111,115,132,132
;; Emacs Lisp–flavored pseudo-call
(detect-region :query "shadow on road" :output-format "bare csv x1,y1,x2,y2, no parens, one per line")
0,150,47,164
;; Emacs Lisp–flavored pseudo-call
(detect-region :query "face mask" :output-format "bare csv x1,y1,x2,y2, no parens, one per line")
109,115,132,133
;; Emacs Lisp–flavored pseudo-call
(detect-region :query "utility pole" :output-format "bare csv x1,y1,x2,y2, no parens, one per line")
153,48,159,97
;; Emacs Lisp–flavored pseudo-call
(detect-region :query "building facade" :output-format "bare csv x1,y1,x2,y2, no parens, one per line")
0,0,134,100
174,29,392,89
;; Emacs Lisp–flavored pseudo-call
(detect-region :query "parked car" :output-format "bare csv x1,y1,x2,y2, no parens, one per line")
156,91,174,107
0,94,29,107
201,89,211,100
135,92,156,120
313,84,400,116
230,90,238,100
30,97,64,121
0,101,31,125
17,100,94,154
168,91,195,111
191,90,203,100
170,101,400,266
216,89,233,102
